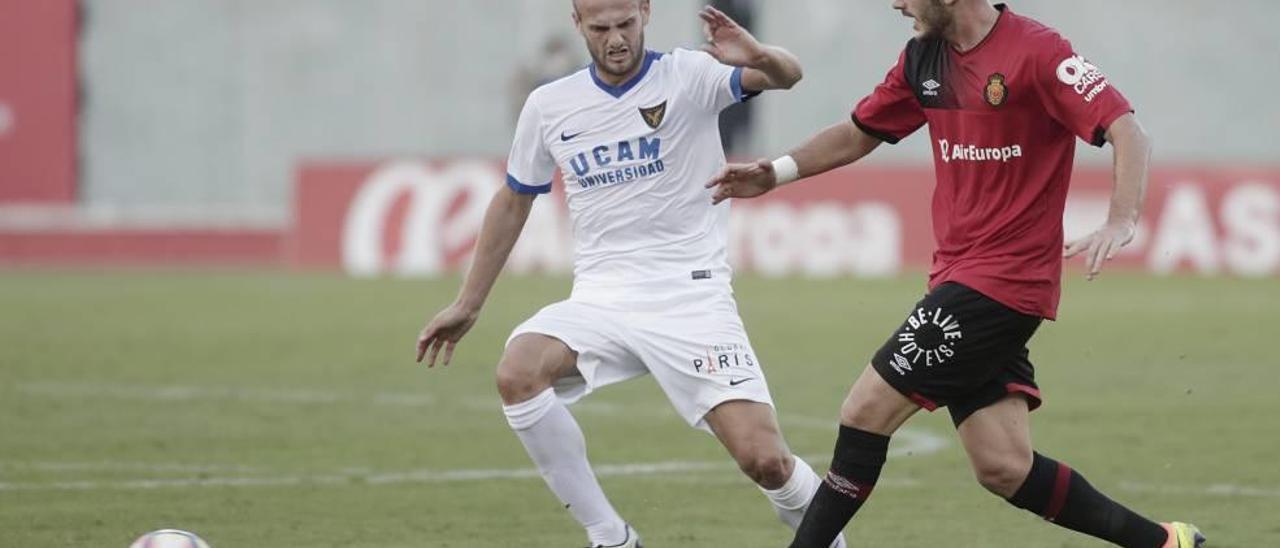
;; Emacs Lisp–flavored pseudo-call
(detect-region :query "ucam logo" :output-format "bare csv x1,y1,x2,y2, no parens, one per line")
937,139,1024,163
1056,54,1110,103
568,137,661,177
567,137,666,190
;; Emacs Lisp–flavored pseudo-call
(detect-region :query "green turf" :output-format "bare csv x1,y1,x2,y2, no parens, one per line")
0,271,1275,547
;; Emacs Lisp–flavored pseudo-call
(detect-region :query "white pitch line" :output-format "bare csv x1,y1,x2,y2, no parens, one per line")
4,440,1271,500
462,396,950,458
6,381,952,492
14,386,1272,499
10,381,939,455
0,459,922,493
0,429,947,492
7,471,1272,501
1119,480,1280,499
15,381,435,407
0,461,266,474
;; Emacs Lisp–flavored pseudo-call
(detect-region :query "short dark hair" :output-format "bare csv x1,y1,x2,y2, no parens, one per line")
573,0,647,16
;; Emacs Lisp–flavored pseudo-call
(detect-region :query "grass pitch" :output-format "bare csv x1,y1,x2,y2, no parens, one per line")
0,271,1275,547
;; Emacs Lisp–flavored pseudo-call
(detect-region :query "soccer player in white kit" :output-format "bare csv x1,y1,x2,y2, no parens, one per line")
416,1,845,547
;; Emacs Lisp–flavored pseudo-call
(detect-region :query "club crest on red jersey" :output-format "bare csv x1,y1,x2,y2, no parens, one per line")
639,101,668,129
984,73,1008,107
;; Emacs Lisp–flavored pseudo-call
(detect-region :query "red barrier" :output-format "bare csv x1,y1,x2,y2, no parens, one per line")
0,230,284,266
0,0,78,203
293,160,1280,277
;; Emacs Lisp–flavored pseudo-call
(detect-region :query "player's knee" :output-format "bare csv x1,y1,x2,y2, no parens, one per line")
494,359,549,405
838,395,869,428
839,392,895,433
738,450,792,489
496,336,572,404
972,455,1032,497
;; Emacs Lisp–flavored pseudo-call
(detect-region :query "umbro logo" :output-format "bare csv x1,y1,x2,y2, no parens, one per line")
922,79,941,97
891,353,912,376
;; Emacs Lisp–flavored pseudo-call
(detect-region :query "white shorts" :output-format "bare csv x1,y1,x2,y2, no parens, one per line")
507,289,774,432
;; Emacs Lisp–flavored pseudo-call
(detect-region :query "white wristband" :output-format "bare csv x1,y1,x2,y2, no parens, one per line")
771,155,799,186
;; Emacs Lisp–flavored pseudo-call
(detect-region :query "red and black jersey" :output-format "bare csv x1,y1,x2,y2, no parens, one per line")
853,3,1132,319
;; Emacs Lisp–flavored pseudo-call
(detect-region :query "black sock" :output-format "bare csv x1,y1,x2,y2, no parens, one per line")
1007,453,1168,548
789,426,890,548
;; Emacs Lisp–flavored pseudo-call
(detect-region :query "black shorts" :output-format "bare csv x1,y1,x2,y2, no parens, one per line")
871,282,1044,426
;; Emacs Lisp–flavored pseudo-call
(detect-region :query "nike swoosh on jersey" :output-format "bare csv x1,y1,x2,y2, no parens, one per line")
561,130,586,142
729,378,754,386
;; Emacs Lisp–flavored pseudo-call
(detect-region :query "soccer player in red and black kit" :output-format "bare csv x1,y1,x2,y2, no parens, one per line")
707,1,1206,547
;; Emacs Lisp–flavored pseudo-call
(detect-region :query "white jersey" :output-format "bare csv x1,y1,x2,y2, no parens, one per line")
506,48,754,302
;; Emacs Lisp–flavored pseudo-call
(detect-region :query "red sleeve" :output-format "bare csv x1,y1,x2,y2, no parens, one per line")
851,50,925,144
1035,36,1133,147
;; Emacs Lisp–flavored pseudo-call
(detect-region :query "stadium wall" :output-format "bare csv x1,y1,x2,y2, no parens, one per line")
71,0,1280,218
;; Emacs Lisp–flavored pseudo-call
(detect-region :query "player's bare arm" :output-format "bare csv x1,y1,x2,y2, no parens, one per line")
706,120,881,205
1064,113,1152,280
698,6,802,91
416,186,536,366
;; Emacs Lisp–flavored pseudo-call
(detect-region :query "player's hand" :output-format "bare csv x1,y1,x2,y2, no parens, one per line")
1064,220,1136,281
698,6,765,67
706,159,777,205
415,303,479,367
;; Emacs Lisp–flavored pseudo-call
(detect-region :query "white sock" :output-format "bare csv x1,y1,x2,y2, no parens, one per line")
761,457,848,548
504,388,627,546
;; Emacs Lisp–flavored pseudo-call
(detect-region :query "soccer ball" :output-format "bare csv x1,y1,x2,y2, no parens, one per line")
128,529,211,548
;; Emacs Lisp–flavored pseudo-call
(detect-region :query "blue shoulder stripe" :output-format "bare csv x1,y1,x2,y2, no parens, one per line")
506,174,552,195
731,67,762,103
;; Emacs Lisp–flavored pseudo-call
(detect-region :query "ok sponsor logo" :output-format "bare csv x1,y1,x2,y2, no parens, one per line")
890,306,963,375
1056,54,1110,103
